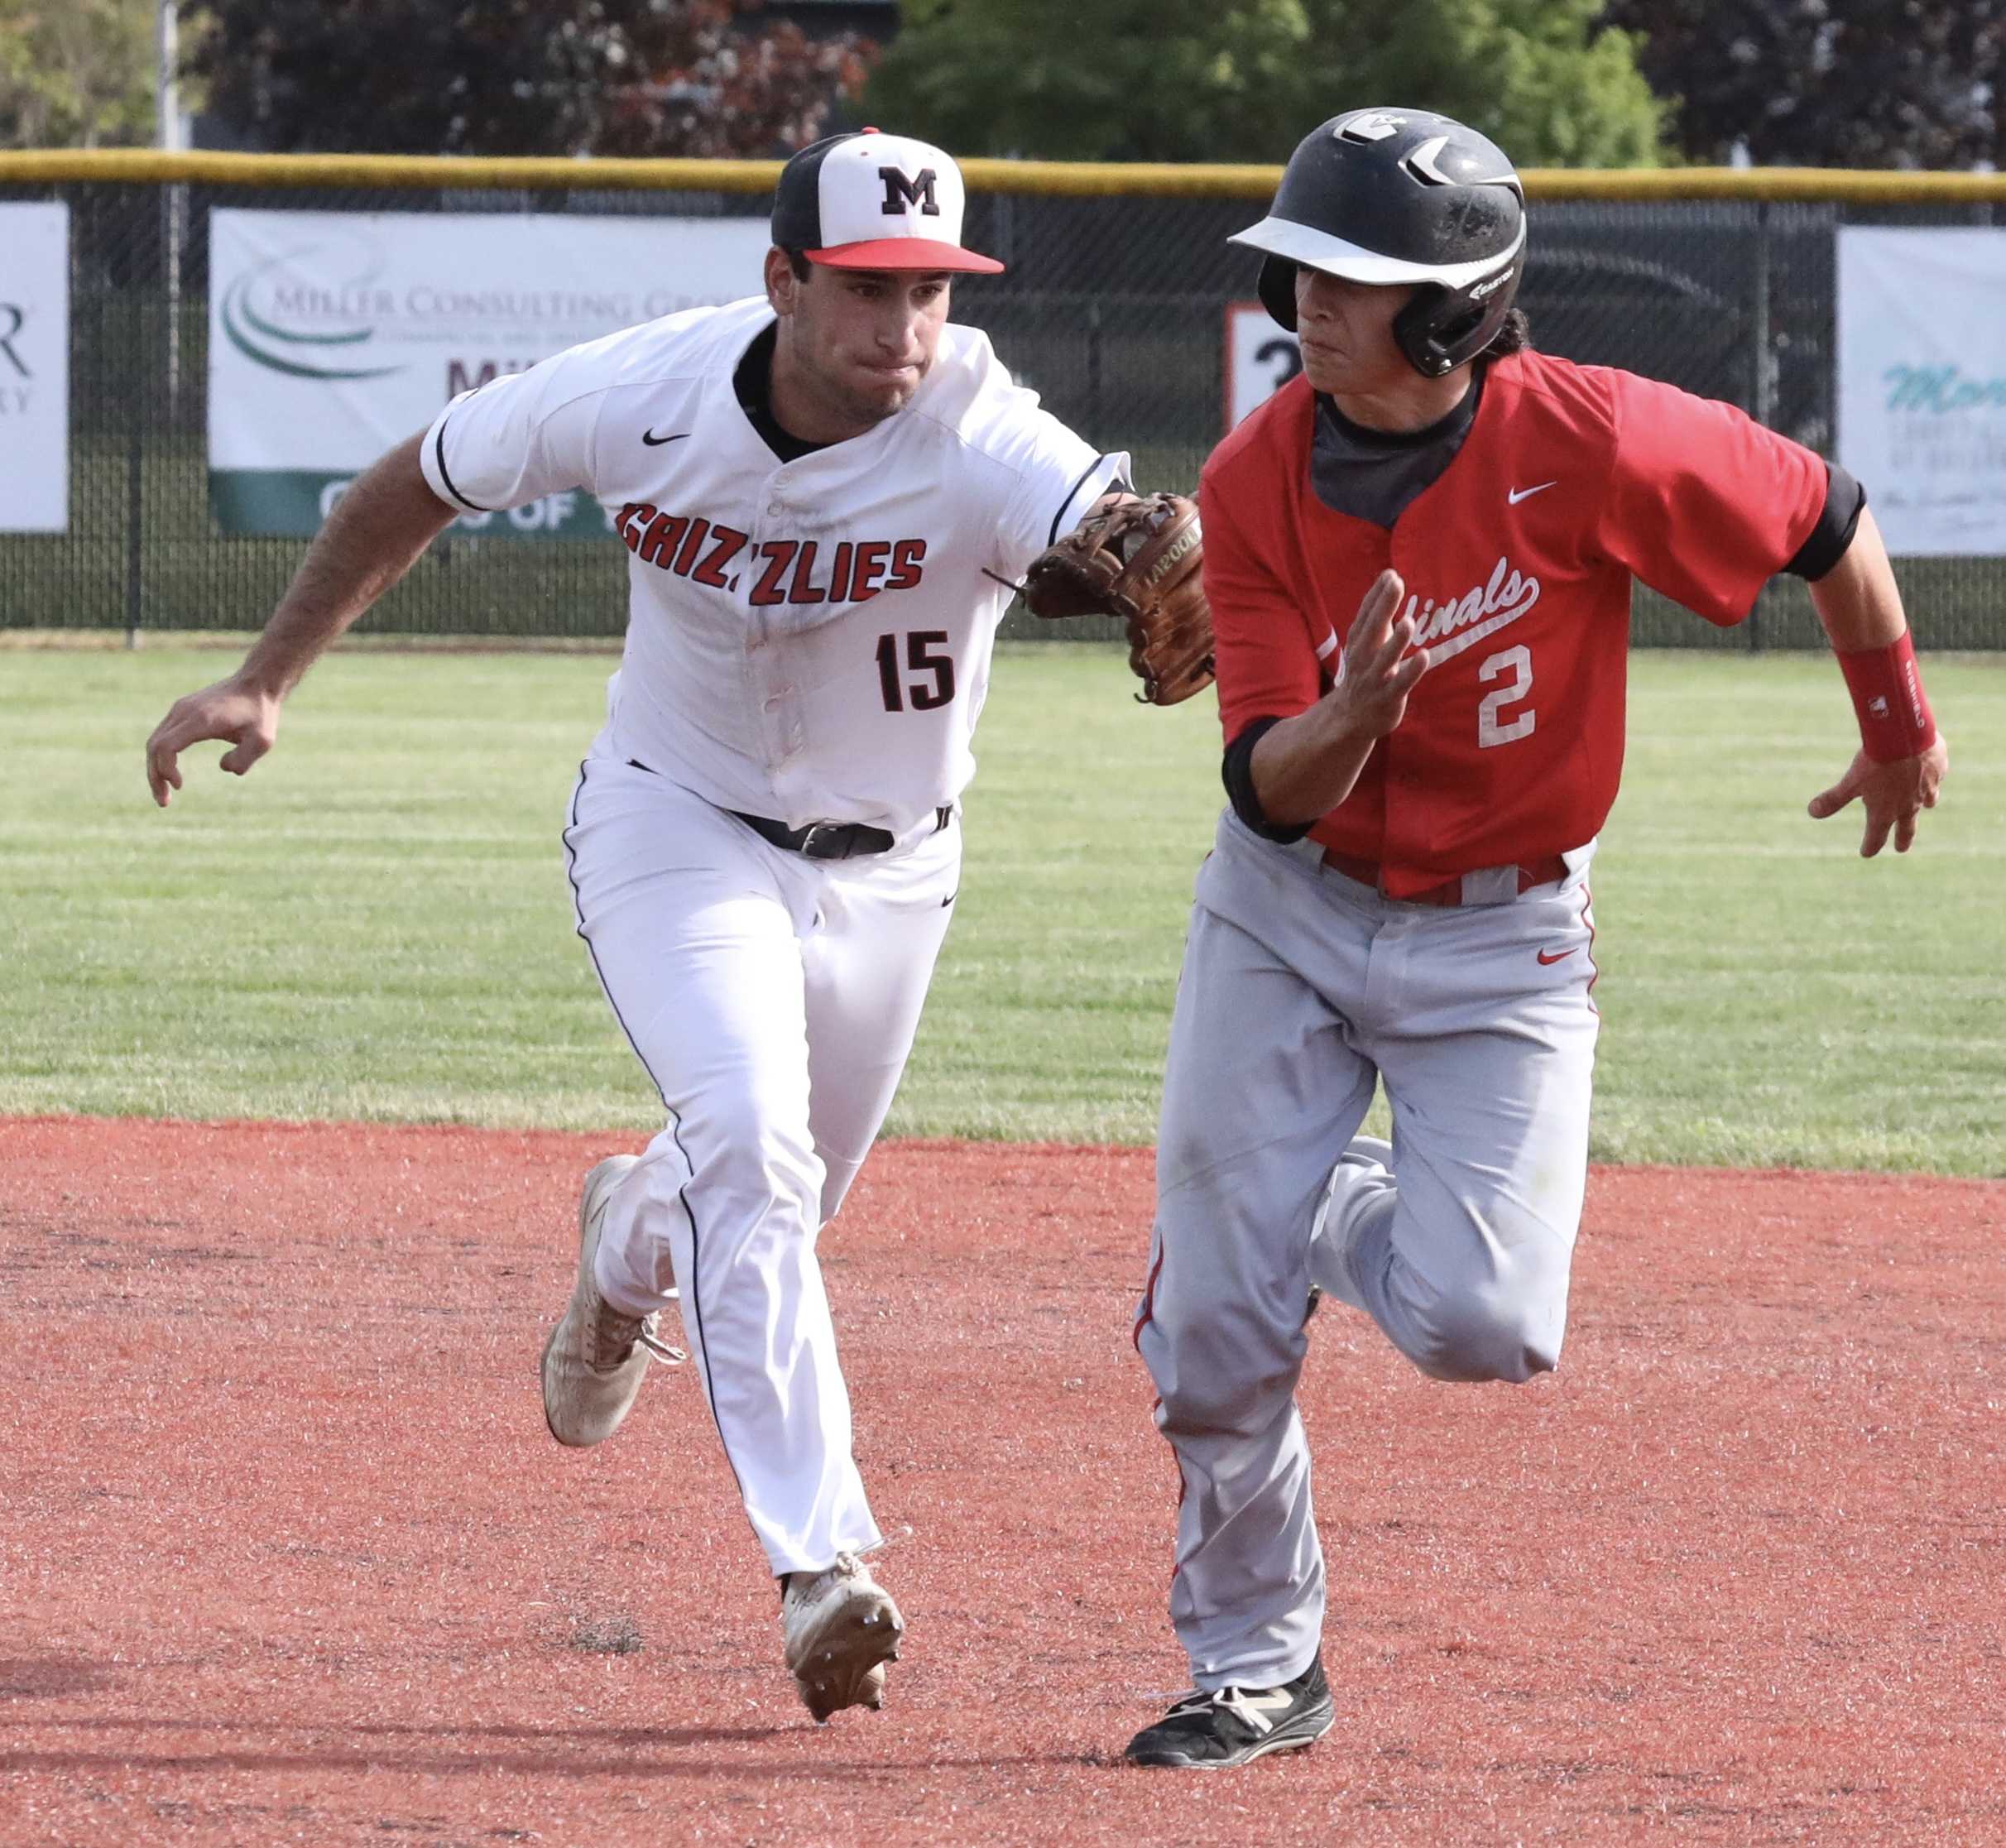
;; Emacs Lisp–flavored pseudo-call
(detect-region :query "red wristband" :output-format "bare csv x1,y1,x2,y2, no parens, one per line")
1836,632,1936,764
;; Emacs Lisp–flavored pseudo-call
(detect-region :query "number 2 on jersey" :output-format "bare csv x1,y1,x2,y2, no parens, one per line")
1476,644,1535,748
876,631,956,713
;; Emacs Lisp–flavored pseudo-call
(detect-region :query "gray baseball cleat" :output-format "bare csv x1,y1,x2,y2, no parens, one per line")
540,1155,684,1447
781,1553,905,1722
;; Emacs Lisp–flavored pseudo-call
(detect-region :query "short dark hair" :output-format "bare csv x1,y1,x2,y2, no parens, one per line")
1482,307,1531,360
782,247,813,282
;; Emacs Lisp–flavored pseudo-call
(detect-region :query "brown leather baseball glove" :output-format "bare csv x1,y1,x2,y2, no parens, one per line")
1021,492,1214,706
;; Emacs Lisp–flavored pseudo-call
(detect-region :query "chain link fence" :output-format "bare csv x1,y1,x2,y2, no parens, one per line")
2,163,2002,649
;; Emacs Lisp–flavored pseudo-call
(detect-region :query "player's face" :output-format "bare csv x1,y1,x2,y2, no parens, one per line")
768,255,953,435
1293,269,1418,398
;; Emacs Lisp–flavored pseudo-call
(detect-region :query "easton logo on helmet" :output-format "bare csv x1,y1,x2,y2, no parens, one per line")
881,167,942,216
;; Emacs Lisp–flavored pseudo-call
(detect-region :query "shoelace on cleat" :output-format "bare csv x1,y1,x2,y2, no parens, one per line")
636,1323,684,1364
596,1306,684,1369
1164,1685,1286,1734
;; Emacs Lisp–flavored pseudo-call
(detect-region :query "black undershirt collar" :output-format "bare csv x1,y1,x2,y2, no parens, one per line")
1308,368,1485,529
734,324,831,465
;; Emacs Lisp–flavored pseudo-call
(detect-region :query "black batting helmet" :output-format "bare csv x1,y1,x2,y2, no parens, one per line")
1232,108,1526,379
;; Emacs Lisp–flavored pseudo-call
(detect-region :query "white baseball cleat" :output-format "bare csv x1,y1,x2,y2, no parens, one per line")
540,1155,684,1448
781,1553,905,1722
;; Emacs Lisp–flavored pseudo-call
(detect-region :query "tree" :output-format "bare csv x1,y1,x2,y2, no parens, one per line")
861,0,1313,163
181,0,875,157
865,0,1667,166
1315,0,1668,168
0,0,156,148
1603,0,2005,168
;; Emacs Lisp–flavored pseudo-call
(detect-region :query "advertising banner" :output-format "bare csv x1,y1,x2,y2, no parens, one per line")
1837,227,2006,556
1224,302,1300,430
208,209,771,536
0,203,70,533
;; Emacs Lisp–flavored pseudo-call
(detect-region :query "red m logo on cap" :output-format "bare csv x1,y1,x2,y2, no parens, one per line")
880,166,941,216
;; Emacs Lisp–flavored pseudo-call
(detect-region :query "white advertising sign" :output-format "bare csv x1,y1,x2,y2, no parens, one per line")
1225,301,1300,430
1837,227,2006,556
208,209,771,535
0,204,70,533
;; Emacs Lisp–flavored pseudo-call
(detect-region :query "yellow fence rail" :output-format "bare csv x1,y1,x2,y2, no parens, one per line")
4,147,2006,204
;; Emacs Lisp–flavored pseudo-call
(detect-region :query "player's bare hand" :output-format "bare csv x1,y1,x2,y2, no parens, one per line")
145,676,283,807
1807,733,1948,857
1332,569,1429,739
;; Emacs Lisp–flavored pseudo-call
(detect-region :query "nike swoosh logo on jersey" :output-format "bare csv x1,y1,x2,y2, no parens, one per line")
1537,947,1576,965
1507,481,1557,504
641,429,689,447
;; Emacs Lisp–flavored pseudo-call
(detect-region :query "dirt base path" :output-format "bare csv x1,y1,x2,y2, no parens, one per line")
2,1117,2002,1846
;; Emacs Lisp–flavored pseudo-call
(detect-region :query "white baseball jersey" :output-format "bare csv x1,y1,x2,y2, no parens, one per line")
420,295,1127,834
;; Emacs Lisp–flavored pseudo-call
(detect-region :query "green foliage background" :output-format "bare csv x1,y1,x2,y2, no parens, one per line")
0,0,155,148
866,0,1668,165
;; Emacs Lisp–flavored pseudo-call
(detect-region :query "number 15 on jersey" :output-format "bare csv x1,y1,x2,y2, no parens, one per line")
876,631,956,712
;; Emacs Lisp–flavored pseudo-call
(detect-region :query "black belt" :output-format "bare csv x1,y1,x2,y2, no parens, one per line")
622,761,944,861
728,811,897,860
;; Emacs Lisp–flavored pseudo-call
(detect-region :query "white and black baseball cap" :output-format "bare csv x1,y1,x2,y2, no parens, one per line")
772,128,1005,274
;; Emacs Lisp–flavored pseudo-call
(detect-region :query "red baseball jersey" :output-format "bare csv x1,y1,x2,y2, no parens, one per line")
1201,348,1827,895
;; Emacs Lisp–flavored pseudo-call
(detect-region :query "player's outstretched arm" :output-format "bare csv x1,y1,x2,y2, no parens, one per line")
145,432,458,807
1250,569,1430,825
1803,505,1948,857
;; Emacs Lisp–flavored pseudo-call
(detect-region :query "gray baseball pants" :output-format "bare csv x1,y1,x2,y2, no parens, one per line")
1135,811,1600,1690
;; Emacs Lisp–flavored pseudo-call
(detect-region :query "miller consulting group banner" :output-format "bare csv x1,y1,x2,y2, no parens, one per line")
0,202,70,534
1836,227,2006,556
207,209,772,537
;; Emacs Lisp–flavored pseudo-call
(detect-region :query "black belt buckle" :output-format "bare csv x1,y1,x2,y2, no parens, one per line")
728,809,895,859
797,823,855,860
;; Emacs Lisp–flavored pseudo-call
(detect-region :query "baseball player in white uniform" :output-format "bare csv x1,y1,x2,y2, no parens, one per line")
145,129,1130,1723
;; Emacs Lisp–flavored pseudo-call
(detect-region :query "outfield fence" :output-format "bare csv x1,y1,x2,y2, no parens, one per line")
2,152,2004,649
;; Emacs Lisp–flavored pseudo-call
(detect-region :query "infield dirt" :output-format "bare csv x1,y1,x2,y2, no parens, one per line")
2,1116,2002,1845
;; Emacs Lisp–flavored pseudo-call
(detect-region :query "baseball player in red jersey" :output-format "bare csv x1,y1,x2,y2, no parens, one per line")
145,130,1131,1726
1123,108,1948,1770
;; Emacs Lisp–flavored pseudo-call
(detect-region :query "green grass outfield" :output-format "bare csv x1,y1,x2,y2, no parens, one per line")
3,643,2001,1174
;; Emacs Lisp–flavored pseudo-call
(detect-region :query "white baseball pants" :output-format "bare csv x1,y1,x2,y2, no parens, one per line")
1136,811,1600,1690
562,752,959,1576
